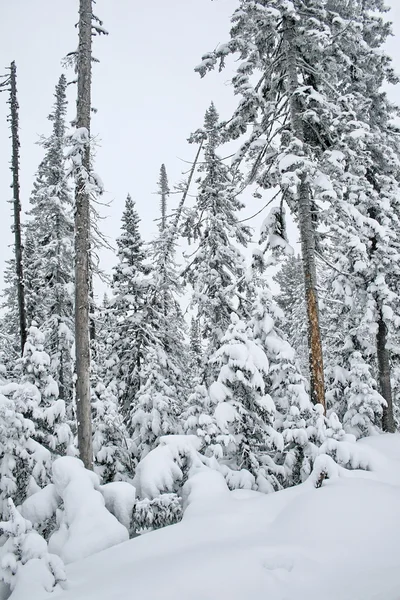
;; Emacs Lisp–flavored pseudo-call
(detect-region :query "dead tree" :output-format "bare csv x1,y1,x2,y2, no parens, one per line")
74,0,94,469
8,62,27,355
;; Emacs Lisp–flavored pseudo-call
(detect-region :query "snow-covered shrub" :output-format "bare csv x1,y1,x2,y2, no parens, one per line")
101,482,136,531
19,484,61,541
132,435,204,531
48,457,128,564
134,494,182,532
0,499,65,599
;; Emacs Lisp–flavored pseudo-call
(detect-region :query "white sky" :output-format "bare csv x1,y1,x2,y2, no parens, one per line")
0,0,399,300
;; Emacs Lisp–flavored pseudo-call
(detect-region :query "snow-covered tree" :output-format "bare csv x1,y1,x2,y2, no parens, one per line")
0,259,21,369
24,74,74,405
0,499,66,598
195,2,332,406
15,324,73,457
108,195,149,414
182,103,251,384
209,313,284,492
274,255,308,375
129,166,189,463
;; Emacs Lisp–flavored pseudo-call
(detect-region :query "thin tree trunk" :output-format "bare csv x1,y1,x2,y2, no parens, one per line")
75,0,93,469
377,309,395,432
9,62,27,355
366,204,395,432
283,19,325,409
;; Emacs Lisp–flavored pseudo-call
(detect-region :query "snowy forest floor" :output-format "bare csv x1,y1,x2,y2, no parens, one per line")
31,434,400,600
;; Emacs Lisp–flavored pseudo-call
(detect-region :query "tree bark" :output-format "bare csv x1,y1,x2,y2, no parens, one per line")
377,310,395,432
75,0,93,469
283,19,325,409
9,62,27,356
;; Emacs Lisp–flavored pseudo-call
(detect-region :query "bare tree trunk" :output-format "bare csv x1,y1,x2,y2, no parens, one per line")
75,0,93,469
366,204,396,432
9,62,27,356
377,309,395,432
283,19,325,409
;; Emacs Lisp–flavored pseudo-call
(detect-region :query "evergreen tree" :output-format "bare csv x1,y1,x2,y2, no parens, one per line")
274,255,308,375
108,195,149,414
196,2,330,406
15,324,73,455
129,167,189,463
320,0,400,432
209,313,284,492
0,259,21,369
182,103,250,384
24,74,74,405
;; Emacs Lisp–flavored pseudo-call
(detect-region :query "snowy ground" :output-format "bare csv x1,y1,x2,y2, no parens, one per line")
30,434,400,600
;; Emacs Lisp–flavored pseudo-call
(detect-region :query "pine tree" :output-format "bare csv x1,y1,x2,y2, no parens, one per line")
130,167,189,463
195,3,330,407
182,103,250,384
274,255,308,375
209,313,284,492
16,324,73,455
108,195,149,414
24,74,74,404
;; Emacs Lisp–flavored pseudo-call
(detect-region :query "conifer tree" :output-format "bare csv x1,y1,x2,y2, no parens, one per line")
109,195,149,414
69,0,107,469
274,255,308,375
9,62,27,355
16,324,73,455
210,313,284,492
130,167,189,463
320,0,400,432
0,259,21,368
182,103,250,384
195,3,329,407
24,74,74,404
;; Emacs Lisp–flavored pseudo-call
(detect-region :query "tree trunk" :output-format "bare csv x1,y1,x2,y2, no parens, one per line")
75,0,93,470
9,62,27,355
377,310,395,432
283,19,325,409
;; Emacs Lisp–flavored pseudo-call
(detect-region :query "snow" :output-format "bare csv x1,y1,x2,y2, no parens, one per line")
100,482,136,531
134,435,203,499
48,457,129,564
20,484,60,526
28,434,400,600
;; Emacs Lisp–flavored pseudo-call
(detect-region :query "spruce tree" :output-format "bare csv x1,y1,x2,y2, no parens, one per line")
130,167,189,463
109,195,149,414
15,324,73,455
274,255,308,376
24,74,74,404
182,103,250,384
210,313,284,492
196,3,330,407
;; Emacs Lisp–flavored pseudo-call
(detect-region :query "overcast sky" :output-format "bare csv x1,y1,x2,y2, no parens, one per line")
0,0,399,300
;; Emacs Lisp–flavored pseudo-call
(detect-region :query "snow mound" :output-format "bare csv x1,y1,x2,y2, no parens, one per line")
48,457,129,564
31,434,400,600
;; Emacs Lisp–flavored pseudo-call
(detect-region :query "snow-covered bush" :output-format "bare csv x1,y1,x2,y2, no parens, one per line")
0,498,65,599
48,457,129,564
132,436,204,531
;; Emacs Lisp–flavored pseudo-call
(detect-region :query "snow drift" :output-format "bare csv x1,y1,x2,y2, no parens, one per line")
20,433,400,600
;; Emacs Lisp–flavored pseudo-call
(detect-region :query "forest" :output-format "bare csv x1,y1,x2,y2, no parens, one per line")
0,0,399,599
